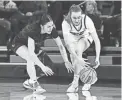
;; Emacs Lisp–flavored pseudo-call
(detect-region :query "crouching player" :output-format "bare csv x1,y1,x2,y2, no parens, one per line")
10,13,73,93
62,5,101,92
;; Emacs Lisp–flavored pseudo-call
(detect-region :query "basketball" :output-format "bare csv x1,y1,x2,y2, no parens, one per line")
79,67,98,84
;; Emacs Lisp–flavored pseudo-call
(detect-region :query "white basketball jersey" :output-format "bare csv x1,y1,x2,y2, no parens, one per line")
68,14,91,42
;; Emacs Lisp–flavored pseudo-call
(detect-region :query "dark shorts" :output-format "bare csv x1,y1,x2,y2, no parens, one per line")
11,42,24,53
11,37,27,53
11,40,55,77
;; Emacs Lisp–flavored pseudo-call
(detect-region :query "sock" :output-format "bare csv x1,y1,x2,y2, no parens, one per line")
29,79,37,83
72,74,79,85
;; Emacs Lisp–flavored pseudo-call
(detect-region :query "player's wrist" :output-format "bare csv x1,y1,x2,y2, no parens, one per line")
40,64,46,69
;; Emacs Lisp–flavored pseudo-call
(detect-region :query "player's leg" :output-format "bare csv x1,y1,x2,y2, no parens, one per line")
77,38,93,91
67,38,92,92
67,43,79,92
16,45,46,93
16,45,37,82
76,38,91,74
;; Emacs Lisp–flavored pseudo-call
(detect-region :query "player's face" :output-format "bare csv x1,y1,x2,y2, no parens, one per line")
43,21,54,34
71,11,82,26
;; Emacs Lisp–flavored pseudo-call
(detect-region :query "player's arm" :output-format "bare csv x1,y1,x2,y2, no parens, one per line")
52,27,74,73
86,16,101,68
54,36,69,62
62,20,79,59
28,37,54,76
28,37,45,68
21,23,46,69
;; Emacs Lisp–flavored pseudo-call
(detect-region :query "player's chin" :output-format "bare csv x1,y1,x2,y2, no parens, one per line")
47,31,51,34
74,23,80,26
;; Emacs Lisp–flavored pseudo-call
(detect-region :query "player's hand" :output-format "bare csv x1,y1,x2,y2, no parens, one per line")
75,57,90,68
93,59,100,69
41,66,54,76
65,61,74,73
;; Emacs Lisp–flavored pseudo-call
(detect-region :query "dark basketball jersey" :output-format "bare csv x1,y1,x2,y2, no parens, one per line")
12,22,58,53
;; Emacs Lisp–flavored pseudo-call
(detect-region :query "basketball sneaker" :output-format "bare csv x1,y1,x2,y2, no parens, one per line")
82,91,97,100
23,79,46,93
82,84,91,91
67,81,78,93
66,93,79,100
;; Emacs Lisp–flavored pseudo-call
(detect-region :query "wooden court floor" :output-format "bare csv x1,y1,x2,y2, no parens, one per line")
0,78,121,100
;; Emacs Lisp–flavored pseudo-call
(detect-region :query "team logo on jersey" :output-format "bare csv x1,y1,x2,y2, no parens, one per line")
70,29,86,36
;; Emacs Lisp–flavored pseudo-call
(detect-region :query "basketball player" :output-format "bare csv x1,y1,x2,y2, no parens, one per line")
62,4,101,92
11,13,73,93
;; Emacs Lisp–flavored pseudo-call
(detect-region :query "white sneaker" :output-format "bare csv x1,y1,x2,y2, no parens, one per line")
23,79,34,89
82,90,91,97
23,79,46,93
67,82,78,93
66,93,79,100
82,91,97,100
82,84,91,91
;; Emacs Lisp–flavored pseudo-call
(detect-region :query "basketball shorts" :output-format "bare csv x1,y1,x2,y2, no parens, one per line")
11,38,27,53
69,35,93,52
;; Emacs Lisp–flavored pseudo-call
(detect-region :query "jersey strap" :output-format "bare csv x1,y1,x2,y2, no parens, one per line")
84,14,87,29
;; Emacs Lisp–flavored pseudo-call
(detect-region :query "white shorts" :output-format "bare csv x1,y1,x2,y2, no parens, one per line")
69,35,93,51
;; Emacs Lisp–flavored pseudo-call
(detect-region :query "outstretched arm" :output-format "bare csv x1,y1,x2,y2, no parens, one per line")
54,36,74,73
86,16,101,68
28,37,54,76
54,36,69,62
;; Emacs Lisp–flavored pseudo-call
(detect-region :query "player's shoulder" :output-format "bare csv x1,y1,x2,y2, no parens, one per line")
62,19,68,25
21,23,39,34
62,19,71,28
26,23,39,30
